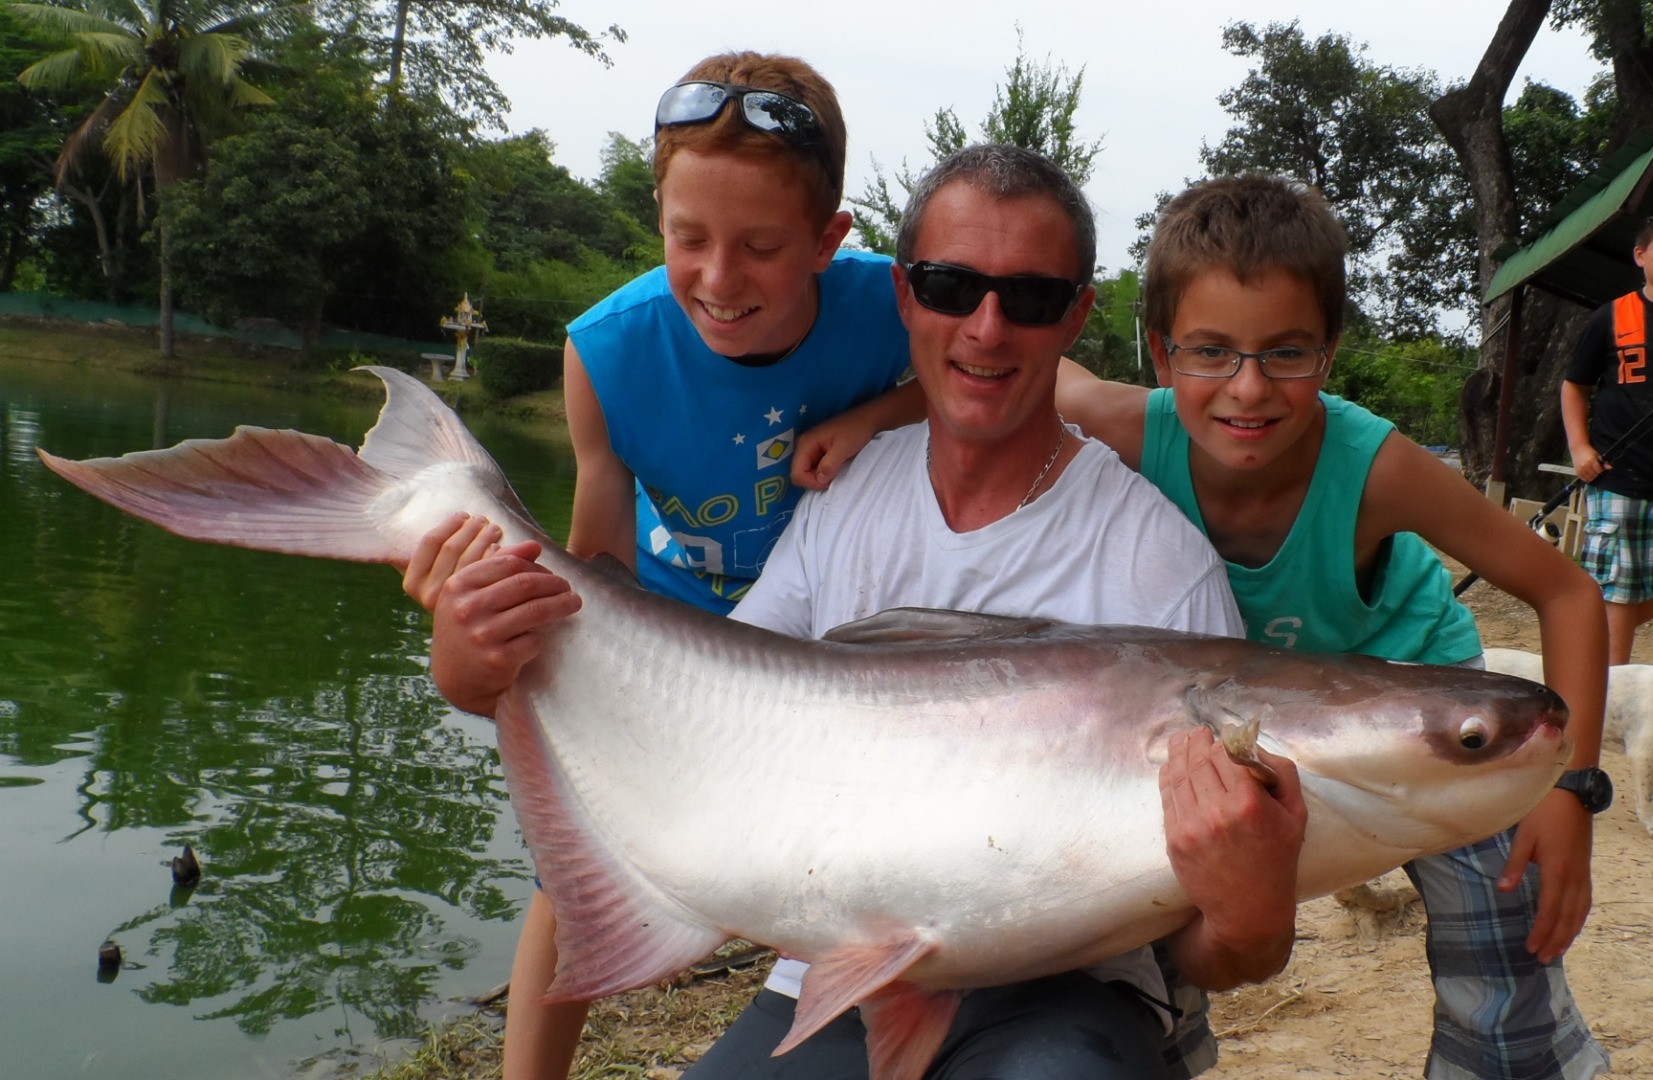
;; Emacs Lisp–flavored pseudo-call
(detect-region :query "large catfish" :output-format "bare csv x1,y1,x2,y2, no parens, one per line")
40,366,1570,1080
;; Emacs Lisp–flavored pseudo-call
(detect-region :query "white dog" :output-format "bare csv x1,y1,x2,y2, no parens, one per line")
1483,647,1653,836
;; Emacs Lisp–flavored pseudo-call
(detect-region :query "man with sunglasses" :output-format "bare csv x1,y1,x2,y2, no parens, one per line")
682,144,1307,1078
413,142,1304,1076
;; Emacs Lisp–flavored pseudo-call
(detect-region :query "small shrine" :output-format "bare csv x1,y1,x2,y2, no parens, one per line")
425,294,488,381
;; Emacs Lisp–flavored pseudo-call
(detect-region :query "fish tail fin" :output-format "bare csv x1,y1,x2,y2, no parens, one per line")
494,693,725,1001
37,424,402,562
35,366,520,566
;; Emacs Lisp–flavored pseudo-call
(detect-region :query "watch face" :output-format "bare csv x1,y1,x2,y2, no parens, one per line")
1562,768,1614,813
1584,769,1614,812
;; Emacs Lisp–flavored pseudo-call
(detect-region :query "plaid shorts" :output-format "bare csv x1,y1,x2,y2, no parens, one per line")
1580,487,1653,603
1403,829,1608,1080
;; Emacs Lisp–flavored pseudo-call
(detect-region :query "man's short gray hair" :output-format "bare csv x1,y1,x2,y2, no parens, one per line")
895,144,1096,284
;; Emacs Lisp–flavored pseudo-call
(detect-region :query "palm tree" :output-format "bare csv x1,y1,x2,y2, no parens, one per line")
11,1,300,356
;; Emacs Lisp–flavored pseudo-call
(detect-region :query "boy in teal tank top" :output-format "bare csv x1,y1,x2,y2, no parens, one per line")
1061,176,1609,1080
796,172,1613,1079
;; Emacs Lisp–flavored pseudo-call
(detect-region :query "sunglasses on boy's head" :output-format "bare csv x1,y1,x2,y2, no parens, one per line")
655,81,824,147
904,261,1084,327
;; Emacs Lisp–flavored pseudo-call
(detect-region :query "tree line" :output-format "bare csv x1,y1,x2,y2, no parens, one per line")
5,2,1653,494
2,0,645,355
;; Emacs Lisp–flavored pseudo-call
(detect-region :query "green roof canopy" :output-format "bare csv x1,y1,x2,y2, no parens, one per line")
1484,133,1653,307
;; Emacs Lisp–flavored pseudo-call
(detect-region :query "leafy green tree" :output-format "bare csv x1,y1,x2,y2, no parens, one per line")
1427,0,1653,492
0,4,60,289
169,106,372,349
10,0,303,354
1145,12,1620,492
461,130,660,343
1185,21,1459,331
321,0,625,130
1325,335,1476,448
1066,270,1156,384
167,53,474,349
467,130,650,269
598,130,656,236
850,33,1103,258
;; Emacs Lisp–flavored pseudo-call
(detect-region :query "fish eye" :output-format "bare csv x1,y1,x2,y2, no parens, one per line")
1458,717,1490,751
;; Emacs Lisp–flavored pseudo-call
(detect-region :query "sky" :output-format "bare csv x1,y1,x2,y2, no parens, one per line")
486,1,1606,276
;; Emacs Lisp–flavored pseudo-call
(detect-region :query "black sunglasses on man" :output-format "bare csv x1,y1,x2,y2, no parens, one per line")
904,261,1085,327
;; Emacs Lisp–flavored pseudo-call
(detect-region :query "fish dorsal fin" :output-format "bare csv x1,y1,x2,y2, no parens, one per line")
822,607,1056,645
354,365,538,526
776,931,939,1056
356,366,499,480
859,986,967,1080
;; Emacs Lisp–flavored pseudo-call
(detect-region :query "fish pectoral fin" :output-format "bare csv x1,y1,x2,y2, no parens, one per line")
775,931,940,1056
859,985,966,1080
822,607,1054,645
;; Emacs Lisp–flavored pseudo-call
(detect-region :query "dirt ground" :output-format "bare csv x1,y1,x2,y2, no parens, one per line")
549,579,1653,1080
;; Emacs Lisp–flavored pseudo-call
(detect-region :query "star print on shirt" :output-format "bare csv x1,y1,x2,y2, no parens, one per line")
765,406,784,425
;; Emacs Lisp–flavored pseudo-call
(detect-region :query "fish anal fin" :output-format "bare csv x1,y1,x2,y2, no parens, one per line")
493,691,724,1002
823,607,1054,645
861,985,966,1080
774,931,940,1056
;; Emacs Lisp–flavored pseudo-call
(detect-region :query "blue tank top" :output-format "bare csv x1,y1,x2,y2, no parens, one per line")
1139,389,1481,663
569,250,911,613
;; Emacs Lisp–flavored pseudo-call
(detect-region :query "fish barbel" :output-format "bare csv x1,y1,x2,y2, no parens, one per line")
38,367,1571,1080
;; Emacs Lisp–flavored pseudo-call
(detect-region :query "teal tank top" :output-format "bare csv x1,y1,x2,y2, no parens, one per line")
1139,389,1481,663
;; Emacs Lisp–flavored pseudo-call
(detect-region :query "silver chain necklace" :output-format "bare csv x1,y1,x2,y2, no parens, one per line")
926,416,1067,510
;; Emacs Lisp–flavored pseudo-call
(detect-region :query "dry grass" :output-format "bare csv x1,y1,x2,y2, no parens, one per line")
356,948,770,1080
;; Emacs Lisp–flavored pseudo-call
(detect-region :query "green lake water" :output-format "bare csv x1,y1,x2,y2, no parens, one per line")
0,356,575,1079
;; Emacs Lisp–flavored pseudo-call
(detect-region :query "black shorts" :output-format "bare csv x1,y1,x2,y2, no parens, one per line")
681,973,1169,1080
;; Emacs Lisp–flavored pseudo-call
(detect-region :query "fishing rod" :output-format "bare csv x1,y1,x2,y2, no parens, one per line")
1453,403,1653,597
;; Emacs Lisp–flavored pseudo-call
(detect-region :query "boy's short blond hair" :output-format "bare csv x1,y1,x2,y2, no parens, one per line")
1145,175,1347,340
653,52,847,226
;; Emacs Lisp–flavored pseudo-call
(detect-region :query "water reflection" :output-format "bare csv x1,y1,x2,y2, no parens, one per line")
0,357,575,1079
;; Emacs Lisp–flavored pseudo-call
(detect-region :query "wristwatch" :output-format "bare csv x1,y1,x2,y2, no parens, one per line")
1554,767,1614,814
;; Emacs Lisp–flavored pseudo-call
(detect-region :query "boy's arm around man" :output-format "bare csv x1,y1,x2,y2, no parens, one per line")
1360,430,1607,962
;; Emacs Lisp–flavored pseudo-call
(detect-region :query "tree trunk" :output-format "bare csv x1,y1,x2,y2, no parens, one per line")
1457,294,1589,499
388,0,412,90
302,290,326,355
1428,0,1553,491
0,196,29,291
1598,0,1653,149
159,215,174,359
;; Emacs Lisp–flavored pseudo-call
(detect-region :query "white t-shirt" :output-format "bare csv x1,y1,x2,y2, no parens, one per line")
731,421,1243,1016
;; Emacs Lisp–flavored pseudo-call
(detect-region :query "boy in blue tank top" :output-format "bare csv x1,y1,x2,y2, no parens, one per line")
401,51,913,1080
1062,176,1610,1080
